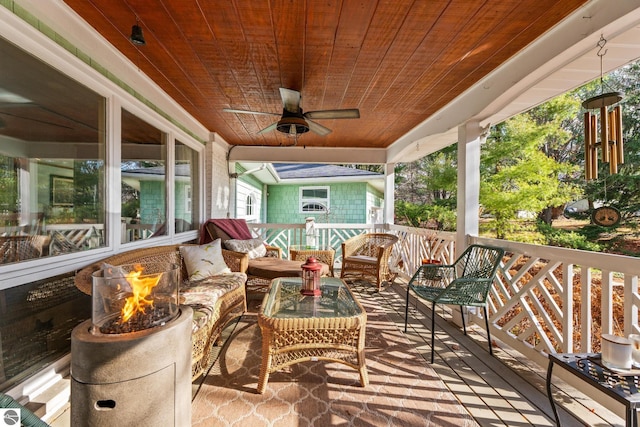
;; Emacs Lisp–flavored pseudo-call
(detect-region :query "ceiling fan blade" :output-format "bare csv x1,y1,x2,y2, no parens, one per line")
306,119,332,136
279,88,301,113
305,109,360,120
223,108,280,117
257,122,278,135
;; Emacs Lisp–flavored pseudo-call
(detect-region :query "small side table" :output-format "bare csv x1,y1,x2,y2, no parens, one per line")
289,245,335,276
547,353,640,427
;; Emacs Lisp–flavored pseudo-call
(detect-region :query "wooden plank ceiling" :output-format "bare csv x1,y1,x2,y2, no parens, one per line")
62,0,589,149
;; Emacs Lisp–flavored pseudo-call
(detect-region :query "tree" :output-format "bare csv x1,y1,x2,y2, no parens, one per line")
481,113,581,239
528,93,584,222
73,160,103,223
395,161,429,204
0,155,18,214
420,144,457,205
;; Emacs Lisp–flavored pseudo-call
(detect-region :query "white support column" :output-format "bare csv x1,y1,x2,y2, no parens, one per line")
204,134,215,220
452,121,486,328
456,121,485,256
229,161,237,218
383,163,395,226
206,133,232,219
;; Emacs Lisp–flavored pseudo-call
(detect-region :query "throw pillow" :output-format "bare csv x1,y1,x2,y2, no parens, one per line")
224,238,267,259
180,240,231,281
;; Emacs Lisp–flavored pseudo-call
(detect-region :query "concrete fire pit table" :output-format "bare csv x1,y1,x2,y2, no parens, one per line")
257,277,368,394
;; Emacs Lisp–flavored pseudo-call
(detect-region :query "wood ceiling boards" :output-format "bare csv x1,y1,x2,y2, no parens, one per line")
61,0,588,150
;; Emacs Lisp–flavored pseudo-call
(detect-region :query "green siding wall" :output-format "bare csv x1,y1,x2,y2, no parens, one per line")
139,181,165,225
267,182,381,224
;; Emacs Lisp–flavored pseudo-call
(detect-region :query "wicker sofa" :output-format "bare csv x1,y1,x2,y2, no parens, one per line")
74,243,247,380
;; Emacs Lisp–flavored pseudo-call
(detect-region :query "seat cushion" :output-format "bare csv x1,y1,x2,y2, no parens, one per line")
344,255,378,265
247,257,330,280
180,272,247,333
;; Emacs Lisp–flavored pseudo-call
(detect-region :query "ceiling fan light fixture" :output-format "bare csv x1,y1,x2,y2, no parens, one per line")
130,23,146,45
223,88,359,137
276,117,309,135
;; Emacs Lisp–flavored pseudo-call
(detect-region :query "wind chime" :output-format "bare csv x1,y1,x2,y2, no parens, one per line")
582,35,624,227
583,35,624,180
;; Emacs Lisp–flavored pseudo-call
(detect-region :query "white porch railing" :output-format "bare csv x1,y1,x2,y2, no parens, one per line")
387,224,456,278
246,222,386,263
247,221,640,373
471,235,640,369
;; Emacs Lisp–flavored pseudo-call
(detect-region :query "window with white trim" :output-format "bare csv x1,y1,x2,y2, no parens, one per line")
300,186,329,213
246,194,255,216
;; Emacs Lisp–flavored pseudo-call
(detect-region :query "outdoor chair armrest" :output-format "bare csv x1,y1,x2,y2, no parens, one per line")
221,249,249,273
265,245,282,259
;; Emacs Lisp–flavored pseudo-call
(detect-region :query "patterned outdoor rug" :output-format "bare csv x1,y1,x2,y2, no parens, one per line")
191,293,478,427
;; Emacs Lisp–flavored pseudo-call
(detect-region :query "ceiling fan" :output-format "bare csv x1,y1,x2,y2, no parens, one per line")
223,88,360,136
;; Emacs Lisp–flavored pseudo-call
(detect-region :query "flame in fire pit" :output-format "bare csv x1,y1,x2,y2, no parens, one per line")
121,264,162,323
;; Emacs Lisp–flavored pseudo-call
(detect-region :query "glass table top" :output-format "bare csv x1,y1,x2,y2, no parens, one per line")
262,277,362,319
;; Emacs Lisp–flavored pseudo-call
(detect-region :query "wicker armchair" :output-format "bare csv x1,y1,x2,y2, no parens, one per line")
340,233,398,291
404,244,504,363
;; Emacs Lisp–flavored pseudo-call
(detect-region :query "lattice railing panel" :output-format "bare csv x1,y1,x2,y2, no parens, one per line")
472,236,640,368
387,224,456,278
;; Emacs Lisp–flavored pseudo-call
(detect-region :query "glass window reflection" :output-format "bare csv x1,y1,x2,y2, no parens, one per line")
175,140,198,233
120,109,167,243
0,38,106,264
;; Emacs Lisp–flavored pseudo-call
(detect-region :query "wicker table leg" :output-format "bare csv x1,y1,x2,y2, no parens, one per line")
257,329,272,394
358,354,369,387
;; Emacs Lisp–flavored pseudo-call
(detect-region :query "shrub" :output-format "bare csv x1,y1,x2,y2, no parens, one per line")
395,201,456,231
537,221,603,251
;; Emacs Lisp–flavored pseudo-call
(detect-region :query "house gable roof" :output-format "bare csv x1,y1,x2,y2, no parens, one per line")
273,164,382,180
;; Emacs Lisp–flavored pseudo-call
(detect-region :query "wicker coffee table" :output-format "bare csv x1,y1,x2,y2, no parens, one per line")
256,276,368,394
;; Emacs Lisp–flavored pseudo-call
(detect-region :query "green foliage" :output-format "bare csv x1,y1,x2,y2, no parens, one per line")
394,60,640,254
0,155,18,213
537,221,603,251
73,160,104,223
481,108,582,238
395,200,456,231
122,199,139,218
395,144,458,205
420,144,458,201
